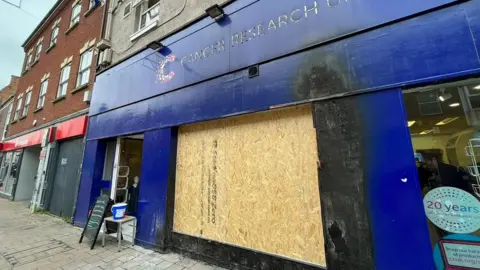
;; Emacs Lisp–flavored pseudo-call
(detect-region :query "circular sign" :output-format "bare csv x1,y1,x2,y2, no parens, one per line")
424,187,480,234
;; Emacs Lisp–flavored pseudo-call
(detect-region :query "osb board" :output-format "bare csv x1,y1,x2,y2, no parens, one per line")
174,105,325,266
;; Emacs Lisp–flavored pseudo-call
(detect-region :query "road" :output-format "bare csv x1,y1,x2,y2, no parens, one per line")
0,199,220,270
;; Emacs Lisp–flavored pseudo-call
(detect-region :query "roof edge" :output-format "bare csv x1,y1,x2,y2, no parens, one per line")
22,0,65,48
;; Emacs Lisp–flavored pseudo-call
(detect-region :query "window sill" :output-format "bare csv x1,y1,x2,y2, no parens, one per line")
46,44,56,54
130,20,158,42
10,120,17,125
19,115,27,121
21,68,29,76
71,83,89,94
65,21,79,35
84,6,97,17
33,107,43,114
52,96,66,104
31,59,39,67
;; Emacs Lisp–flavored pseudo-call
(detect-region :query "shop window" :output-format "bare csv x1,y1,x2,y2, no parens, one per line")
404,79,480,268
34,42,42,62
38,79,48,108
77,49,92,87
22,91,32,117
70,2,81,27
57,64,70,97
13,96,22,121
50,24,59,47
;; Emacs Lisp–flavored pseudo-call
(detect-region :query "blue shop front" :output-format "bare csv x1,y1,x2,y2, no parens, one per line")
75,0,480,269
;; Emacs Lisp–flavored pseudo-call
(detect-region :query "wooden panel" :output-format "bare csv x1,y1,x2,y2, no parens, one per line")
174,105,325,265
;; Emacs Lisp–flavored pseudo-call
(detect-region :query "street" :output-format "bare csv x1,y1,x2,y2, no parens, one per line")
0,199,220,270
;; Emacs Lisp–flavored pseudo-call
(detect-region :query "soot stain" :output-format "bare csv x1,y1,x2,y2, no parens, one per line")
293,47,353,101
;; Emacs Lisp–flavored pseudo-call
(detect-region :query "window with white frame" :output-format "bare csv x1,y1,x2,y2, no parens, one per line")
25,52,33,69
123,2,132,17
134,0,160,32
71,2,81,26
13,97,22,121
34,42,42,62
2,103,13,140
50,25,59,46
58,64,70,97
38,80,48,108
77,49,92,87
89,0,97,9
22,91,32,117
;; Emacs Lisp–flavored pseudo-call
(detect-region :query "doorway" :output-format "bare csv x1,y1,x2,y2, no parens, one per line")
403,79,480,269
0,150,22,196
106,134,144,243
48,138,84,219
14,147,41,202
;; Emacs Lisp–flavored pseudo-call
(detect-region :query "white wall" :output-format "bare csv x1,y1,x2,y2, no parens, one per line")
110,0,229,64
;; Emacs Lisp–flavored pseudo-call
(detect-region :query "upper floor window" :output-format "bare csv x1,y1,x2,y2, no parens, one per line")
3,102,13,140
89,0,97,10
71,2,81,26
58,64,71,97
77,49,92,87
38,80,48,108
13,97,22,121
123,2,132,18
50,25,59,47
133,0,160,33
22,91,32,117
25,52,33,69
34,42,42,62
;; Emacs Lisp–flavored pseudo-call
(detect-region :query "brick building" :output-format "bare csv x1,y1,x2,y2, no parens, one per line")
0,76,19,105
0,0,105,219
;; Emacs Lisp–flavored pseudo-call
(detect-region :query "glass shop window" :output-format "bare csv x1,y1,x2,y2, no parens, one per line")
404,79,480,269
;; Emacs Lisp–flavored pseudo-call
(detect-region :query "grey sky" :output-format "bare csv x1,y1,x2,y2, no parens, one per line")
0,0,56,87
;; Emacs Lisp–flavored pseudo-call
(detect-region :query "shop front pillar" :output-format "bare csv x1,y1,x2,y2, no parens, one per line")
136,127,178,250
74,140,107,227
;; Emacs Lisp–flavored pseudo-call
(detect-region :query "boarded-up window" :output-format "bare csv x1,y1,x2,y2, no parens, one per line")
174,105,325,266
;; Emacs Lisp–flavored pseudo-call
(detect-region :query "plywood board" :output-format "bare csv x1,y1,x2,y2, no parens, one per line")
174,105,325,266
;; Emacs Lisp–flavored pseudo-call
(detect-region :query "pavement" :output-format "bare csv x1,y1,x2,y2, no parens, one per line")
0,199,221,270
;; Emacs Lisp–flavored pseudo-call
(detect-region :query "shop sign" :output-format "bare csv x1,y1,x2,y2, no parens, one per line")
424,187,480,234
434,235,480,270
55,115,88,141
3,129,48,152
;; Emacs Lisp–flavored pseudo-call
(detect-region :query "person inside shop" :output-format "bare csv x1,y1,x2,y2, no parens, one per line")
127,176,140,216
429,157,471,192
416,158,433,194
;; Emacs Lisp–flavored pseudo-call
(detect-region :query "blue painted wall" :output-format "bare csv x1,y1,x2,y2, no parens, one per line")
136,128,177,248
360,90,434,269
90,0,457,117
88,1,480,140
74,140,107,226
75,0,480,267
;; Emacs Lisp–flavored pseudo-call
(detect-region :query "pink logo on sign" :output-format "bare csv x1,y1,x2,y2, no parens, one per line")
157,55,176,83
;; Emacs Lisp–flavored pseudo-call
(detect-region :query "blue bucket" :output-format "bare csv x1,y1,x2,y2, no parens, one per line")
111,203,127,220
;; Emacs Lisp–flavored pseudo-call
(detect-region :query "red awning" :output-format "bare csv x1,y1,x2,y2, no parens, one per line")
55,115,88,141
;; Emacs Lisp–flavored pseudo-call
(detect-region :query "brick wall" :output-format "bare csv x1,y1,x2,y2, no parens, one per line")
7,0,105,138
0,76,19,105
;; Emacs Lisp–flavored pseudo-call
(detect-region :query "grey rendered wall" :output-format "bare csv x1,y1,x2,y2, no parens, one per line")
111,0,228,64
14,147,41,201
